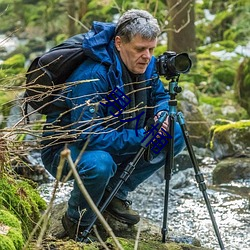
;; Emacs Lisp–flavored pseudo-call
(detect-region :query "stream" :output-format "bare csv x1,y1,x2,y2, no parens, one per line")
38,155,250,250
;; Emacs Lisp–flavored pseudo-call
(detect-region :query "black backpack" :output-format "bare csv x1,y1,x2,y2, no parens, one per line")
24,34,87,115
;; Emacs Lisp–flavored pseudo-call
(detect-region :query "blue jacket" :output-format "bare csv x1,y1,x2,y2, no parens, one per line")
44,21,170,156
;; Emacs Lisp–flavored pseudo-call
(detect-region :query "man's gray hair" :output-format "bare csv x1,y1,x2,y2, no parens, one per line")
115,9,160,43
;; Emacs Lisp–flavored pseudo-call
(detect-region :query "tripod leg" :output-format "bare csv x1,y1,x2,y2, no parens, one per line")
82,112,169,240
177,112,225,250
82,148,145,240
162,114,175,243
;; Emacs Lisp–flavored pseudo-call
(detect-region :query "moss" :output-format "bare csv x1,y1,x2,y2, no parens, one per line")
0,54,26,87
1,54,25,69
217,40,237,51
7,228,24,249
0,209,21,229
0,209,24,249
213,67,235,86
0,235,16,250
105,237,207,250
199,91,248,122
212,120,250,133
199,95,224,107
209,120,250,151
0,174,47,239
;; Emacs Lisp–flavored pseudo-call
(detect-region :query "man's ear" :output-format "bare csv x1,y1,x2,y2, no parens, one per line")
115,36,122,51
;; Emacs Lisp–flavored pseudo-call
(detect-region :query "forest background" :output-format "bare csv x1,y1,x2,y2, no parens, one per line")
0,0,250,125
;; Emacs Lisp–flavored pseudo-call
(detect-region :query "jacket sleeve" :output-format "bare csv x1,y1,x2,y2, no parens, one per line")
65,61,146,156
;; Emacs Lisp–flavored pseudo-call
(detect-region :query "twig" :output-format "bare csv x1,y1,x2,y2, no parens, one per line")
68,14,89,31
61,148,124,250
93,225,110,250
134,220,142,250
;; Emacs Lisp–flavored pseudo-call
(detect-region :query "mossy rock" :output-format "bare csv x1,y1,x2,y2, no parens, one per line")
0,174,47,239
0,209,24,250
106,237,210,250
209,120,250,160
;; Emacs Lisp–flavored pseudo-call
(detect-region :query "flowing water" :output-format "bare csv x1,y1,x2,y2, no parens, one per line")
38,156,250,250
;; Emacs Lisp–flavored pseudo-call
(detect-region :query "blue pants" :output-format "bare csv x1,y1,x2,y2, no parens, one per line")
41,122,185,226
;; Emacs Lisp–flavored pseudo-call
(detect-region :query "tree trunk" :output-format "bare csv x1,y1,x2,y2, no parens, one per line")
167,0,196,62
67,0,76,36
78,0,88,20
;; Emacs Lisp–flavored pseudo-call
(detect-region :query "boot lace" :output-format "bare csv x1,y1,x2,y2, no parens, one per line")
123,200,132,209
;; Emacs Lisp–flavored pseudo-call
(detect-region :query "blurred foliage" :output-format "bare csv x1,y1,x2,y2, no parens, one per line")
0,0,250,120
235,57,250,116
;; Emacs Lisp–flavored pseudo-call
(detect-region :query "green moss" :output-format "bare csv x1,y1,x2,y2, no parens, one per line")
0,235,16,250
209,120,250,150
199,95,224,107
217,40,237,51
0,209,21,229
105,237,205,250
7,228,24,249
0,209,24,249
213,120,250,133
0,54,26,87
213,67,235,86
0,175,47,239
1,54,25,69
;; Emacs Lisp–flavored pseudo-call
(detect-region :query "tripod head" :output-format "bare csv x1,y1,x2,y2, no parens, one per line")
168,76,182,100
156,51,192,100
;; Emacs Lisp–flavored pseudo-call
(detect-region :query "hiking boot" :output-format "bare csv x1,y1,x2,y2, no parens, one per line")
105,196,140,225
61,213,97,243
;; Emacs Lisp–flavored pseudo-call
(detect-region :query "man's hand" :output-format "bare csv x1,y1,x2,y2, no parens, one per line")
154,111,169,137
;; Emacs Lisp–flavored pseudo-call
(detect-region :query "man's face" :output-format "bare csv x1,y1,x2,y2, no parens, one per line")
115,35,157,74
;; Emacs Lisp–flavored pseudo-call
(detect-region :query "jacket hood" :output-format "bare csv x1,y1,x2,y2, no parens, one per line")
82,21,116,65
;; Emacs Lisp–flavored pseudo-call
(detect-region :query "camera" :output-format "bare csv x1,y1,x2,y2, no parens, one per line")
156,51,192,79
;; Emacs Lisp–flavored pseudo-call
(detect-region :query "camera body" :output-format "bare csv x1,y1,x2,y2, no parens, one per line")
156,51,192,79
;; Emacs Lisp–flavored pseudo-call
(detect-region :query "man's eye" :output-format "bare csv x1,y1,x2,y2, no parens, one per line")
136,48,144,52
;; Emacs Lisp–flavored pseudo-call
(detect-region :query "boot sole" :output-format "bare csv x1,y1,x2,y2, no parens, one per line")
105,210,140,225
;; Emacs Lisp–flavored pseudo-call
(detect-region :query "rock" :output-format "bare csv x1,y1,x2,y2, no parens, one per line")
209,120,250,160
170,168,193,189
44,201,212,250
179,100,211,148
213,157,250,184
181,89,198,105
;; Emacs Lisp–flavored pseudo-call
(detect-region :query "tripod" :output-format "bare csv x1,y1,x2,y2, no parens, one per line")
161,77,225,249
81,111,168,241
82,77,225,250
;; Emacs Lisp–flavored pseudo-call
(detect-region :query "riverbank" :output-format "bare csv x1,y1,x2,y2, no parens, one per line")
38,155,250,250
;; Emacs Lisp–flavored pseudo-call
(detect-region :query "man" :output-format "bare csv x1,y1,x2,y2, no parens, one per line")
41,9,185,241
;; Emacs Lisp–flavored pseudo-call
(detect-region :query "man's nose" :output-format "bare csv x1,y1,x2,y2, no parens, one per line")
142,49,151,59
